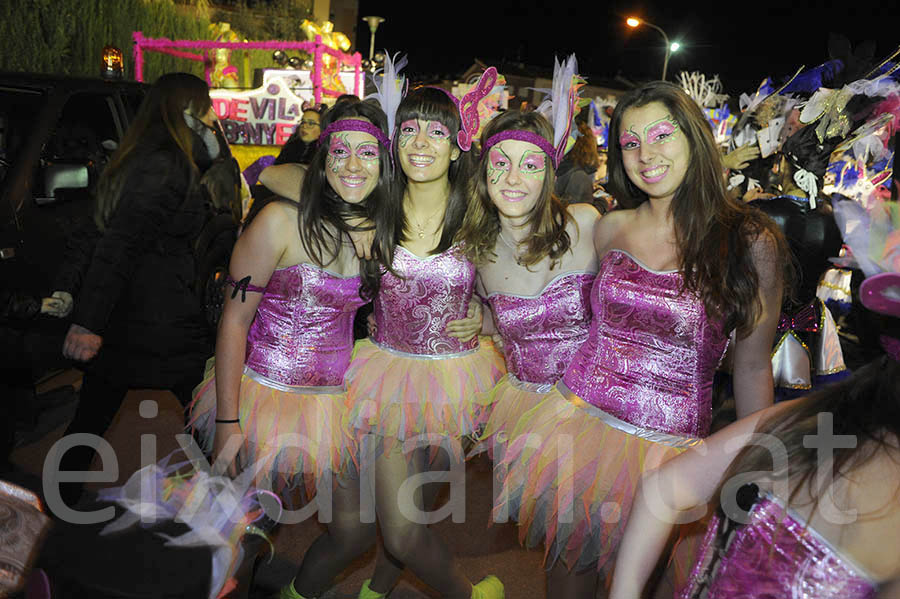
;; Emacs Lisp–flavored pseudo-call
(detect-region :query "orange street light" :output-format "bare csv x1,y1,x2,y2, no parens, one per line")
624,16,673,80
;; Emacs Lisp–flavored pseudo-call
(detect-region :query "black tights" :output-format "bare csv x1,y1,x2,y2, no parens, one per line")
367,446,452,594
369,443,472,599
547,559,601,599
292,475,376,597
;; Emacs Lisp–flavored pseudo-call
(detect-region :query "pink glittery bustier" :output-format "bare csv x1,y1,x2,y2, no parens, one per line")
373,245,478,356
562,250,728,438
693,496,877,599
487,272,594,384
245,263,365,387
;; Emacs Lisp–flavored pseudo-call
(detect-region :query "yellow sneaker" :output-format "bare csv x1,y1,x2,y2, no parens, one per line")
358,578,388,599
278,578,311,599
471,575,504,599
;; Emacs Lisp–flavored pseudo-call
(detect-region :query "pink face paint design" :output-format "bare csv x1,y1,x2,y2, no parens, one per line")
326,133,351,172
645,116,679,145
519,150,547,179
426,121,451,142
619,128,641,151
398,119,419,148
487,148,510,184
356,142,379,162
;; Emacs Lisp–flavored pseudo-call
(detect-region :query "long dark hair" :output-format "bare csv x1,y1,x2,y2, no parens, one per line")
607,82,792,335
457,110,571,268
390,87,473,254
297,97,393,299
687,350,900,598
94,72,211,230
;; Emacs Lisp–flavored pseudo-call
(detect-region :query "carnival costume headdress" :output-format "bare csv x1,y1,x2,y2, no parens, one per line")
480,54,585,168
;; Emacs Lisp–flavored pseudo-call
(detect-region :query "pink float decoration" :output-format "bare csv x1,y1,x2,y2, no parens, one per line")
131,31,363,103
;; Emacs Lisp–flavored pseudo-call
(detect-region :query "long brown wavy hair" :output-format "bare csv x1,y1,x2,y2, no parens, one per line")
566,120,600,171
457,110,571,268
94,72,211,230
607,82,792,335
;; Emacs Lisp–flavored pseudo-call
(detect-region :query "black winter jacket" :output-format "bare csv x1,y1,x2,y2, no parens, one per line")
71,145,212,388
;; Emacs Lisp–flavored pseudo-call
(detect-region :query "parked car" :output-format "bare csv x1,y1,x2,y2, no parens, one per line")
0,72,239,379
0,72,146,298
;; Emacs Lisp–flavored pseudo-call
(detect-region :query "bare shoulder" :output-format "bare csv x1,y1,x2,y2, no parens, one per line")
246,200,298,240
566,202,602,229
594,208,635,248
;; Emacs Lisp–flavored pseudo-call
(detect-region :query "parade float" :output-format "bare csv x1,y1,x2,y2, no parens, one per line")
132,21,364,170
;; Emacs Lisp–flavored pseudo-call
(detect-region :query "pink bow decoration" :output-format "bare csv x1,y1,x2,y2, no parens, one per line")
456,67,498,152
776,301,819,333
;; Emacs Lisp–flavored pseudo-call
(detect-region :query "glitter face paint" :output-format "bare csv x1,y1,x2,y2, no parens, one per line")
619,102,690,203
486,139,547,219
324,130,381,204
398,118,459,184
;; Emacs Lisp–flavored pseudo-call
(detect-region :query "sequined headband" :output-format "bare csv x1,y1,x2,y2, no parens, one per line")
481,130,558,168
318,119,391,152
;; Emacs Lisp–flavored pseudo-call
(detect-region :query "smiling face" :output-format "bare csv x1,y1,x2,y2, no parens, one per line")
619,101,690,203
298,110,321,143
485,139,548,219
324,125,380,204
397,118,461,183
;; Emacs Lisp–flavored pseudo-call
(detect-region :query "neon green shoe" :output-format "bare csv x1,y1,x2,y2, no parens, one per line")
471,575,504,599
357,578,388,599
278,578,311,599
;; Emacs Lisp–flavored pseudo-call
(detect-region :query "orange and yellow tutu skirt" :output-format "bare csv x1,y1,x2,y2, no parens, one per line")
494,382,700,572
344,336,505,459
476,373,555,460
189,358,356,498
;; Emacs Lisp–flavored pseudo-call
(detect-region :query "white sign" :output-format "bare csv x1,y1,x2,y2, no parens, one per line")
210,69,360,145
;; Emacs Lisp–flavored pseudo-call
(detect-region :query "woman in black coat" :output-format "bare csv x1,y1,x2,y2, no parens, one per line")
55,73,219,506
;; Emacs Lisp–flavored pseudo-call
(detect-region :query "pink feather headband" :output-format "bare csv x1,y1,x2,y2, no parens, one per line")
317,119,391,152
480,130,559,168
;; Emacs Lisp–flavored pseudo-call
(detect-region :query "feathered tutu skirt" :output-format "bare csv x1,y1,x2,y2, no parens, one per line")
189,358,356,498
494,383,698,572
344,336,505,460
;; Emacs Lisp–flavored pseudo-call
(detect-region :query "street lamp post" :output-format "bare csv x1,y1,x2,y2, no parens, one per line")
626,17,674,81
362,16,385,63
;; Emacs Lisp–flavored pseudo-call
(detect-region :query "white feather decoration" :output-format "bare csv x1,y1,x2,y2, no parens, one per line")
535,54,579,163
367,51,408,139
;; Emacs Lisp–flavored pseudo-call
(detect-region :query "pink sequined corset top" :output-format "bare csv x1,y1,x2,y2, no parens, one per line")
373,245,478,356
245,263,365,387
562,250,728,438
703,495,877,599
487,272,594,384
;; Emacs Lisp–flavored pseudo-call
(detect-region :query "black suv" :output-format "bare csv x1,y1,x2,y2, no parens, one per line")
0,72,147,300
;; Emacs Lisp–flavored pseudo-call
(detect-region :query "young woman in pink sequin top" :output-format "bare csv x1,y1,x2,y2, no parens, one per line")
491,82,792,598
456,109,601,458
610,344,900,599
342,86,506,599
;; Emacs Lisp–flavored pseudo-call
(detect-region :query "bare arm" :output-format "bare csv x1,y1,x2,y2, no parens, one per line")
610,402,790,598
213,203,290,475
258,163,306,201
732,231,781,419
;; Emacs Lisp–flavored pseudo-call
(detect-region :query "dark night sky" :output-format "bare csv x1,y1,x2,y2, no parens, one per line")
356,0,898,95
